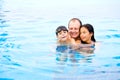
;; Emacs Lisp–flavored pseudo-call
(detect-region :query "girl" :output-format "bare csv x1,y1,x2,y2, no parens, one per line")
78,24,96,54
80,24,96,44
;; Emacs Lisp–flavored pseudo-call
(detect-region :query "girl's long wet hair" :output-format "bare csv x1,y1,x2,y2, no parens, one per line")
81,24,96,44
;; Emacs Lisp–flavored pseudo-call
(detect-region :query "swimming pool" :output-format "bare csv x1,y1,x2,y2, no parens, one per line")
0,0,120,80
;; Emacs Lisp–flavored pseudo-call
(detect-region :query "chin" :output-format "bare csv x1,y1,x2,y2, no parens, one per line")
61,38,67,42
82,40,86,42
72,36,77,38
81,39,86,42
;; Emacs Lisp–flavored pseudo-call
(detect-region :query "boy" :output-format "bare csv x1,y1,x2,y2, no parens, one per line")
55,26,75,62
56,26,75,45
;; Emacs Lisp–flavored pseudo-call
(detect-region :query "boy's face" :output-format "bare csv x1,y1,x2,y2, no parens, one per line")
57,30,69,42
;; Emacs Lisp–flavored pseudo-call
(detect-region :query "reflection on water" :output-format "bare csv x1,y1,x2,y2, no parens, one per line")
0,0,120,80
55,44,95,64
54,44,99,79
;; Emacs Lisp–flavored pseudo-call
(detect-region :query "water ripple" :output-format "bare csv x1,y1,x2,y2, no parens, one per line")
0,78,14,80
0,55,22,67
107,29,119,32
105,34,120,39
116,63,120,67
113,56,120,59
112,34,120,38
0,33,8,36
0,37,7,42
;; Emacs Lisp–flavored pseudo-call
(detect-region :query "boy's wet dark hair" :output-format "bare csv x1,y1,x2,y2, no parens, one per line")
56,26,68,36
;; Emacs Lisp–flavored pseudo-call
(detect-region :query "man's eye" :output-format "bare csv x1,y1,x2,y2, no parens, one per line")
69,28,73,30
75,28,78,30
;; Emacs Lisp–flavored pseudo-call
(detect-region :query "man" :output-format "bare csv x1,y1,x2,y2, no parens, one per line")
68,18,82,43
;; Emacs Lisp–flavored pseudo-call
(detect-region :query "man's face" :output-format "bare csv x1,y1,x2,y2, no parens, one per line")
68,20,80,39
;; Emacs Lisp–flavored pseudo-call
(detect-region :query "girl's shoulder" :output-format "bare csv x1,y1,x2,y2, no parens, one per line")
94,41,102,52
95,41,101,46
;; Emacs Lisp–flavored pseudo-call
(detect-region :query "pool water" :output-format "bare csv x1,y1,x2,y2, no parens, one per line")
0,0,120,80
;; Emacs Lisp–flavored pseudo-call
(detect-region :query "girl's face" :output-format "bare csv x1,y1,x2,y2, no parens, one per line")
80,27,93,43
57,30,69,42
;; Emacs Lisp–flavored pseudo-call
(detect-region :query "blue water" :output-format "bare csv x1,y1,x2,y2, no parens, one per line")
0,0,120,80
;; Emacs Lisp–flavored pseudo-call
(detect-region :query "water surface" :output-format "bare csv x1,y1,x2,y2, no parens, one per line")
0,0,120,80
